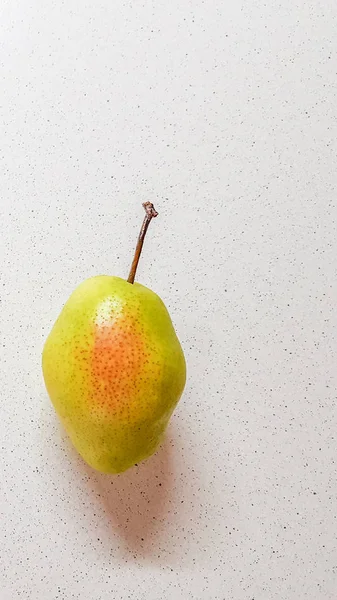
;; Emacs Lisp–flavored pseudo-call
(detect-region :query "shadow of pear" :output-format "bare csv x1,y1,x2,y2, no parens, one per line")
41,400,177,559
84,431,175,556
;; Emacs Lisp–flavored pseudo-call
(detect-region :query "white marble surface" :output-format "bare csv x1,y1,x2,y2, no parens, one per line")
1,1,337,599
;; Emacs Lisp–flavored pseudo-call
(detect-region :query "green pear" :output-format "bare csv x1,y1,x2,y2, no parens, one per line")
42,203,186,473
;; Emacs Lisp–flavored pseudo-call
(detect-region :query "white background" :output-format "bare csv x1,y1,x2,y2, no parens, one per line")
1,1,337,599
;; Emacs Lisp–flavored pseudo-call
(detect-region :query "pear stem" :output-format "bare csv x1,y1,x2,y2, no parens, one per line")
127,202,158,284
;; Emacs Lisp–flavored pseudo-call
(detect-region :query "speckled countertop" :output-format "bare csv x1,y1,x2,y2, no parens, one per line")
1,1,337,599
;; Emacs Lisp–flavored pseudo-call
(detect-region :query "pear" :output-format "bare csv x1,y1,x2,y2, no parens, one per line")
42,203,186,473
